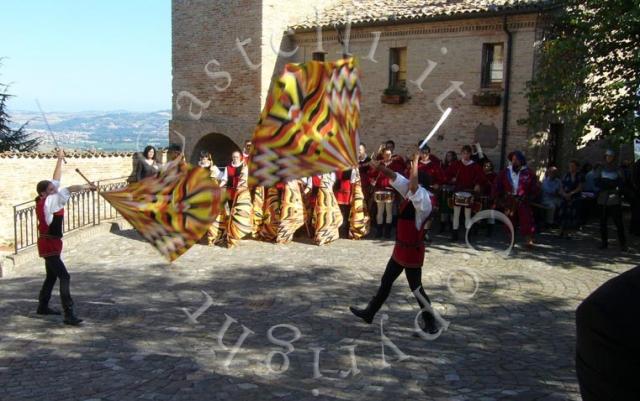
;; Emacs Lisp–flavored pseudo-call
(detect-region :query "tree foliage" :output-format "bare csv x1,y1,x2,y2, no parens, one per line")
525,0,640,145
0,84,40,152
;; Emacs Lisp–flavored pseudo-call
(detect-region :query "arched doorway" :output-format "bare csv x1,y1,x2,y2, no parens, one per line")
191,133,241,168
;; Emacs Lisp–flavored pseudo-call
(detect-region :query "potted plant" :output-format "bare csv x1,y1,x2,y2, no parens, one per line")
381,87,409,104
472,90,502,107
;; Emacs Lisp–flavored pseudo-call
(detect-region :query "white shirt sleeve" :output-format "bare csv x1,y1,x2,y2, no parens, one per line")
44,180,71,225
220,167,228,184
392,174,433,230
350,169,358,183
390,173,410,198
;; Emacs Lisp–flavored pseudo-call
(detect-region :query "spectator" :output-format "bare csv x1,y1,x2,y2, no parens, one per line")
135,146,160,182
559,160,584,238
541,167,563,228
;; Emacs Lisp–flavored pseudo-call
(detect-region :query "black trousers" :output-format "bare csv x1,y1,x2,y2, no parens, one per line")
372,258,433,323
339,204,350,237
600,204,626,247
39,256,73,309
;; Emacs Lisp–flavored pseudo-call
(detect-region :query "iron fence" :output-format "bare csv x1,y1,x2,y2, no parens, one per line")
12,177,129,254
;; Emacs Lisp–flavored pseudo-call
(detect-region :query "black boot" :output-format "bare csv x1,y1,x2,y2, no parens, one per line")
37,290,61,315
349,295,384,324
384,224,392,239
375,224,383,238
63,304,83,326
413,311,440,337
450,228,459,241
37,305,61,315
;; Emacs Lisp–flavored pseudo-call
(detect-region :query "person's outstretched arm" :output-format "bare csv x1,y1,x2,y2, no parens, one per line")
371,160,397,181
408,153,419,194
52,148,64,181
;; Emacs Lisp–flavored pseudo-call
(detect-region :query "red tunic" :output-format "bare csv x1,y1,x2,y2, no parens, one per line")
307,175,322,208
492,167,539,236
417,159,445,186
225,164,242,200
446,160,486,192
369,160,405,191
334,170,353,205
484,171,497,196
391,199,429,268
36,196,64,258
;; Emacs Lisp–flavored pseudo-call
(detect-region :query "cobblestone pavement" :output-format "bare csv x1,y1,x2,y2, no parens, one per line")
1,223,639,401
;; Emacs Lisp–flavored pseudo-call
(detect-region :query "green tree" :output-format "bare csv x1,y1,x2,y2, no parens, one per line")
0,84,40,152
525,0,640,144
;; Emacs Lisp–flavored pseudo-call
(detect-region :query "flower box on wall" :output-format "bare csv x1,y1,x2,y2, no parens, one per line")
381,87,409,104
472,91,502,107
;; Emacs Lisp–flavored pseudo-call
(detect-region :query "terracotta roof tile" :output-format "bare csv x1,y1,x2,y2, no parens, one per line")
0,150,137,159
290,0,554,30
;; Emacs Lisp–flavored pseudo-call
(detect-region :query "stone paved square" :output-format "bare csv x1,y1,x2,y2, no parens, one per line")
0,226,638,401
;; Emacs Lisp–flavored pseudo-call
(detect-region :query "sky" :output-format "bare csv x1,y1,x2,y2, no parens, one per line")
0,0,171,112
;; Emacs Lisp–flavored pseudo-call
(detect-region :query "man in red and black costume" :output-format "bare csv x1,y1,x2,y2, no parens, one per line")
492,151,539,247
35,148,96,325
350,153,439,335
334,169,356,237
220,151,244,211
446,145,487,241
416,144,444,242
368,148,405,238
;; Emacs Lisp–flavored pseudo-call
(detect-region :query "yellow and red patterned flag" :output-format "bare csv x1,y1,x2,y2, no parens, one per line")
249,57,361,187
101,160,225,262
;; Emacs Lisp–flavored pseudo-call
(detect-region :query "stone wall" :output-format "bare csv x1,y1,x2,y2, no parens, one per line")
170,0,334,164
293,14,540,168
0,152,134,246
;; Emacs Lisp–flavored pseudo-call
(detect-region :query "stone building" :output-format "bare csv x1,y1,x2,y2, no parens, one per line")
171,0,561,169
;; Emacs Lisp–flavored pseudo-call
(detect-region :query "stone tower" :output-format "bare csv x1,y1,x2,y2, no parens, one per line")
170,0,332,165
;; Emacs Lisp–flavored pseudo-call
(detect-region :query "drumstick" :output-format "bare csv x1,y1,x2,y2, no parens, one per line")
419,107,452,149
75,168,98,191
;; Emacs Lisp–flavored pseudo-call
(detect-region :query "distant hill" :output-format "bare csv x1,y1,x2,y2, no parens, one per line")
9,110,170,152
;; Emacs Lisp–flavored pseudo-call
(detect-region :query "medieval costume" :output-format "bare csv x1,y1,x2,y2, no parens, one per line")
276,178,306,244
368,155,405,238
348,170,370,240
492,151,539,247
226,165,253,248
220,158,244,211
311,172,343,246
35,154,86,325
446,155,486,241
334,169,357,237
350,157,439,334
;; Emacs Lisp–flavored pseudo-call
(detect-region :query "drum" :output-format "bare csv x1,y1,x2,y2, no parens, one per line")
441,185,455,210
472,195,490,213
374,190,394,203
453,191,474,207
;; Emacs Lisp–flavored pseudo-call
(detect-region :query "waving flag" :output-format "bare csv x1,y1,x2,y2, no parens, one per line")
249,57,361,187
101,160,225,262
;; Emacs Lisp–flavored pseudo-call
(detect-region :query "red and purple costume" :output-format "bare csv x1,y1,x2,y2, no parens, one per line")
492,166,539,236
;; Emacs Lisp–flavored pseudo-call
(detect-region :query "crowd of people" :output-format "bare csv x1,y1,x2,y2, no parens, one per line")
130,140,638,252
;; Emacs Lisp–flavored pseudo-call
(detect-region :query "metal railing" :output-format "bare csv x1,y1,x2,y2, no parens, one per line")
12,177,129,254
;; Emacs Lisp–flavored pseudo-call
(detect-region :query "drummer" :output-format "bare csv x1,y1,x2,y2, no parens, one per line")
445,145,487,241
369,148,404,238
